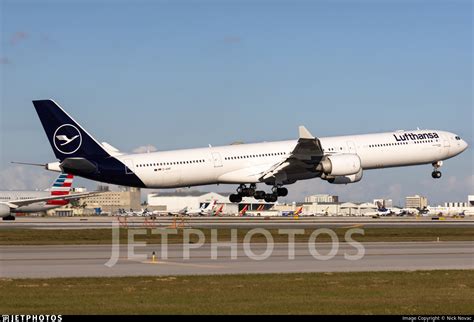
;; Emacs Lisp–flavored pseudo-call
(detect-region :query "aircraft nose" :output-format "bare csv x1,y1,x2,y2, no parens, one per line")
461,139,468,151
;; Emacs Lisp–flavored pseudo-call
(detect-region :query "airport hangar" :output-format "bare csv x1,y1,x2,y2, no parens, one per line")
146,191,276,215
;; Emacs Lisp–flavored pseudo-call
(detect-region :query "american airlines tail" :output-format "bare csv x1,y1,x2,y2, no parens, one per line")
46,173,74,206
48,173,74,195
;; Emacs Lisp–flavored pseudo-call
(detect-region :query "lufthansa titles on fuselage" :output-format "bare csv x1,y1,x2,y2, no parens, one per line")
393,132,439,142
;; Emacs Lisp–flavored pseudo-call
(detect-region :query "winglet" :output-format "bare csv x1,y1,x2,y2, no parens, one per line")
298,126,314,139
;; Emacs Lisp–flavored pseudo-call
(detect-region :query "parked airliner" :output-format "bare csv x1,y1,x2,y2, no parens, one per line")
159,200,217,217
0,173,94,220
32,100,468,203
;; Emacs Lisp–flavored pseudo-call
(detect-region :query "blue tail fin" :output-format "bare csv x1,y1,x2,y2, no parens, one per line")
33,100,110,161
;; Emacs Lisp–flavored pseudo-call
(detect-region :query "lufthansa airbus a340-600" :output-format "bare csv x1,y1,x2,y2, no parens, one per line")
31,100,468,203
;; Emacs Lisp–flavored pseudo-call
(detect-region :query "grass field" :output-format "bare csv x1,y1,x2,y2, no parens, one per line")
1,270,472,314
0,227,472,245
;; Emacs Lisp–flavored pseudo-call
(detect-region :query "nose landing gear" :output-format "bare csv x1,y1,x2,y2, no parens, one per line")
432,171,442,179
431,161,442,179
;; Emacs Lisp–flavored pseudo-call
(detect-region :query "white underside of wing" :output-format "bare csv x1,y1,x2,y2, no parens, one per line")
5,192,97,208
218,164,274,183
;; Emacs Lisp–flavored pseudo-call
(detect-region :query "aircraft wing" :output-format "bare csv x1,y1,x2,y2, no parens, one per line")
3,192,98,209
259,126,324,182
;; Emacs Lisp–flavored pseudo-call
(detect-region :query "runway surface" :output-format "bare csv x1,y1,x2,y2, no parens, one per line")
2,216,473,229
1,241,472,278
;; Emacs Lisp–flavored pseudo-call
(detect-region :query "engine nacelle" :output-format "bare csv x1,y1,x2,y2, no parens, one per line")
317,154,362,176
327,169,363,184
0,204,11,217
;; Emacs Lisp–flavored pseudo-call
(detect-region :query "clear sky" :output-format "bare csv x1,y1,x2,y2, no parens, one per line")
0,0,472,206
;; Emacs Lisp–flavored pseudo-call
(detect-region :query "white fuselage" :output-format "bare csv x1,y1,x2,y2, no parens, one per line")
115,130,468,188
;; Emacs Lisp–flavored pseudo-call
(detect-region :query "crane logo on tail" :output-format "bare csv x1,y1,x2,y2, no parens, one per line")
53,124,82,154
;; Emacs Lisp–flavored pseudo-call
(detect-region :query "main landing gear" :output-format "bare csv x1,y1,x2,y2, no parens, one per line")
431,161,442,179
229,184,288,203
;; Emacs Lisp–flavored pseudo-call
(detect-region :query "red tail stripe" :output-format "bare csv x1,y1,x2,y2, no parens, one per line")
46,200,69,206
51,191,70,196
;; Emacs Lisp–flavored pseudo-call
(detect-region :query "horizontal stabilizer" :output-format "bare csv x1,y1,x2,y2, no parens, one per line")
11,161,63,172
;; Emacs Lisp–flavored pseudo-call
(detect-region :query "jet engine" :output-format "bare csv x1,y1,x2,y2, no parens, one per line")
327,168,363,184
0,204,11,217
316,154,362,176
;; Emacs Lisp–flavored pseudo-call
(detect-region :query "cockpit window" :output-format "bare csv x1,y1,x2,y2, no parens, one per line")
455,136,461,140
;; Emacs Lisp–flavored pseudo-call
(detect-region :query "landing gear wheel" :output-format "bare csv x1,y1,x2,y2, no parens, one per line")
276,187,288,197
254,191,266,200
431,171,442,179
2,215,15,221
236,185,245,194
229,194,243,203
237,184,256,197
264,194,278,203
241,188,255,197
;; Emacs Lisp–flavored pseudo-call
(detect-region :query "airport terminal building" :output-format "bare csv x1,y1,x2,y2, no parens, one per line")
52,186,141,216
147,191,275,215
